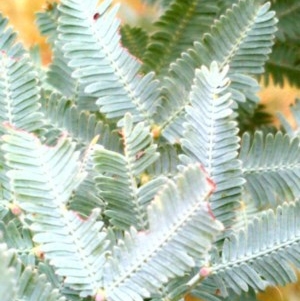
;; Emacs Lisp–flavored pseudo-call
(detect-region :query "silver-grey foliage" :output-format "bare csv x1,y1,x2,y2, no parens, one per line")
0,0,298,301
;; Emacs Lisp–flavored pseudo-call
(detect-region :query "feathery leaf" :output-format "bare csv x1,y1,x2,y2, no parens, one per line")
182,61,244,226
191,202,300,297
100,165,223,301
58,0,160,124
94,113,160,230
2,127,108,297
39,92,120,151
142,0,218,74
158,0,277,143
120,25,149,62
239,131,300,207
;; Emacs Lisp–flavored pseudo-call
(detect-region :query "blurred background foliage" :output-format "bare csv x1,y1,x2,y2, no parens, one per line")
0,0,299,300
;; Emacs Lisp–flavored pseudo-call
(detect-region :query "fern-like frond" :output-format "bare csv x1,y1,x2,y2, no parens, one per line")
142,0,218,74
37,4,98,109
181,62,244,226
40,92,120,151
37,3,98,109
151,275,191,301
36,2,60,45
158,0,277,143
68,142,105,218
0,38,43,203
239,131,300,207
189,201,300,297
0,242,65,301
264,42,300,87
120,25,149,61
48,45,99,111
0,52,42,132
2,127,109,297
47,47,81,98
58,0,160,124
94,113,160,230
98,165,223,301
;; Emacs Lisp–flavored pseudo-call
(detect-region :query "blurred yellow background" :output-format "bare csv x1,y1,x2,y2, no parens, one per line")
0,1,299,300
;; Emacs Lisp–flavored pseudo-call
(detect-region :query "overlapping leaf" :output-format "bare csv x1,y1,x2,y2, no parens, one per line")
94,113,161,230
146,144,180,178
98,165,223,301
0,15,43,206
58,0,160,124
142,0,218,74
0,13,41,131
0,242,65,301
192,202,300,297
36,4,98,110
181,62,244,226
17,267,66,301
2,127,108,297
158,0,277,143
36,2,60,45
39,92,120,151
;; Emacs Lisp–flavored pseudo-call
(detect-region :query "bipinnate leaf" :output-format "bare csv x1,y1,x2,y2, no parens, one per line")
142,0,218,74
58,0,160,124
192,201,300,297
94,113,161,230
2,127,109,297
0,13,42,132
39,92,120,151
0,241,65,301
159,0,277,143
0,52,42,132
36,2,60,45
120,25,149,61
99,165,223,301
182,61,245,227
